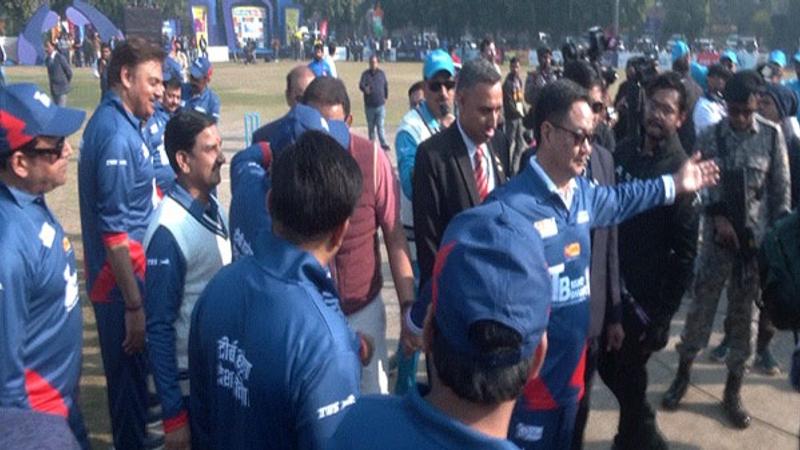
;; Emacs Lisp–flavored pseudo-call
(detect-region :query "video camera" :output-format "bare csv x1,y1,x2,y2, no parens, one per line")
561,27,619,88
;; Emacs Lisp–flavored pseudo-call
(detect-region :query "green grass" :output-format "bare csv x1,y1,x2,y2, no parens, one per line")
3,59,424,447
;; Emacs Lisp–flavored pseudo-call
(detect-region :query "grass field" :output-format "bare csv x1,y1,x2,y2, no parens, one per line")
3,59,424,447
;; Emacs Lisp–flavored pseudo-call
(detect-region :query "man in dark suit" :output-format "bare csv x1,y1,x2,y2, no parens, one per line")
44,40,72,106
413,58,510,290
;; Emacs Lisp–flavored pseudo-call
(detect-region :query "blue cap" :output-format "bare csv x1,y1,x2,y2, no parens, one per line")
769,50,787,68
671,40,690,62
0,83,85,155
189,57,211,79
721,49,739,65
423,49,455,80
163,57,182,83
270,104,351,161
427,201,551,367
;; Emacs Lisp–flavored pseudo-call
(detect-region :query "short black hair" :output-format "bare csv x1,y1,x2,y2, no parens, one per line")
164,110,216,174
302,77,351,117
563,60,602,90
724,70,766,104
108,37,166,88
480,37,494,53
408,80,425,97
431,320,533,405
533,79,590,142
510,56,519,66
707,63,733,82
645,71,689,113
164,76,182,90
537,46,552,59
269,130,362,242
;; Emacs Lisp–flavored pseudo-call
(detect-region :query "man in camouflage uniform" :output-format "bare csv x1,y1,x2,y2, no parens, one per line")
662,71,791,429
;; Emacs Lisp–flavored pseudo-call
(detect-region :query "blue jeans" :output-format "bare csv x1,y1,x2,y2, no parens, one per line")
365,104,388,148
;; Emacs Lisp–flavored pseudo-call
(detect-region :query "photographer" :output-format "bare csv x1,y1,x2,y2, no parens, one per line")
614,55,659,144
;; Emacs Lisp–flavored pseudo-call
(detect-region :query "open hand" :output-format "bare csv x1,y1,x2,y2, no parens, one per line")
674,152,720,194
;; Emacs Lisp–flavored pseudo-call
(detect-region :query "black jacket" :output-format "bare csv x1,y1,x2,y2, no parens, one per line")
614,133,699,329
413,124,510,290
45,51,72,97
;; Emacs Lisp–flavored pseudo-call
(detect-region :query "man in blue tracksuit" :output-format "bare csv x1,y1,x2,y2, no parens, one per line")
0,83,87,448
189,131,363,450
328,200,552,450
407,79,720,449
228,104,350,259
144,59,183,196
182,57,220,122
78,38,166,450
145,111,232,449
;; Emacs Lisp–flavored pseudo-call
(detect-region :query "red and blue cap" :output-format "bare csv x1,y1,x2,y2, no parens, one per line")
189,57,212,79
426,201,551,368
0,83,85,156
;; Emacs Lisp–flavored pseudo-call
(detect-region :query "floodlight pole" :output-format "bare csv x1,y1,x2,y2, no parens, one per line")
613,0,620,36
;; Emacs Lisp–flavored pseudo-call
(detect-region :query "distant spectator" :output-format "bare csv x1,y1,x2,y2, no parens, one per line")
359,55,390,150
309,43,333,77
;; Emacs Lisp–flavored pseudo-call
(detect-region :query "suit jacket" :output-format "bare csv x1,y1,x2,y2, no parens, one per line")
587,144,622,339
413,124,510,290
46,52,72,97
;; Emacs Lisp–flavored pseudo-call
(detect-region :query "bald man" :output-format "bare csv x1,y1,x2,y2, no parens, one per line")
252,65,315,144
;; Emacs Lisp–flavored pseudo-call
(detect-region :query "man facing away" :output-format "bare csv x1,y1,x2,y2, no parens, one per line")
189,131,363,450
329,200,551,450
44,40,72,106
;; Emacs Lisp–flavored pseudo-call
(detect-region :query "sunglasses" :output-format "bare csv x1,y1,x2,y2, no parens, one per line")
427,80,456,92
17,137,67,161
551,123,595,147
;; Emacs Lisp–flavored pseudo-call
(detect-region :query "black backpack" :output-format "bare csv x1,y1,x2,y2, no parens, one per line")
760,211,800,330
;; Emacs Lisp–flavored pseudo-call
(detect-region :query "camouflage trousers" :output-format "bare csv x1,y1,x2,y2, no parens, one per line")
676,231,759,377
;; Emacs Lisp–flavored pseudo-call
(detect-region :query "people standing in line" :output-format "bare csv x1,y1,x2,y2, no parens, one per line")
308,43,333,78
189,131,363,450
44,40,73,107
503,57,526,174
302,77,416,395
663,70,791,429
412,58,510,292
328,201,551,450
600,72,700,450
182,57,220,122
359,55,390,151
0,83,88,448
144,110,231,450
77,38,165,450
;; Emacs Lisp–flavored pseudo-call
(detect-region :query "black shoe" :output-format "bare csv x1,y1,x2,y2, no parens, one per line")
723,372,751,429
662,357,693,410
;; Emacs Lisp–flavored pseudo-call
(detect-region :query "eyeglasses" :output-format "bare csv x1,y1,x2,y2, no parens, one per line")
427,79,456,92
551,123,595,147
17,137,67,161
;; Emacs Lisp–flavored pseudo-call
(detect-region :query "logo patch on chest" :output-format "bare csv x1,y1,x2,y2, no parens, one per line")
533,217,558,238
39,223,56,248
564,242,581,259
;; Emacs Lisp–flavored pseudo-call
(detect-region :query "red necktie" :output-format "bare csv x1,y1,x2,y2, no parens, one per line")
474,145,489,202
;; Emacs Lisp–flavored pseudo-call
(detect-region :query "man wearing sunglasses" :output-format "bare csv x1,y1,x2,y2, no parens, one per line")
664,70,791,430
394,49,456,393
601,72,700,450
0,83,88,447
494,79,718,450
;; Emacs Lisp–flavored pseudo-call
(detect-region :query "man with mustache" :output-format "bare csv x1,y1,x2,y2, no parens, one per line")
143,110,232,450
599,72,700,450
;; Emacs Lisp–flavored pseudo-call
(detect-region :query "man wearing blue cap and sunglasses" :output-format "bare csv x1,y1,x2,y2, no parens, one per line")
328,201,551,449
0,83,88,447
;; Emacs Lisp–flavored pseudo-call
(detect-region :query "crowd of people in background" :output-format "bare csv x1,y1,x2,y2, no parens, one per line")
4,24,800,450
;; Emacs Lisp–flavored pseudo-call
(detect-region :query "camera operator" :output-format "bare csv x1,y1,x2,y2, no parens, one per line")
614,55,659,144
